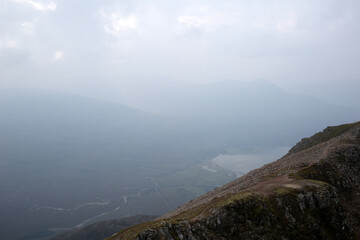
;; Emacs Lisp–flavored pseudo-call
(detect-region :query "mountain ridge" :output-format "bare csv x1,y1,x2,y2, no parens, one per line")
111,121,360,239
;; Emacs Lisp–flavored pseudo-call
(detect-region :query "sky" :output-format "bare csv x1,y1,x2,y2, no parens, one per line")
0,0,359,108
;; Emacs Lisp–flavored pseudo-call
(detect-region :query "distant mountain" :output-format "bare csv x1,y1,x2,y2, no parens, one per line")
2,82,358,160
0,89,166,162
122,79,360,147
113,121,360,239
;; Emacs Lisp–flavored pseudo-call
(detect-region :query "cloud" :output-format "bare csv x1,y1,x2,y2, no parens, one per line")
53,50,63,60
0,38,17,50
277,13,298,33
21,22,36,35
102,12,138,39
178,15,216,32
1,0,360,93
12,0,57,11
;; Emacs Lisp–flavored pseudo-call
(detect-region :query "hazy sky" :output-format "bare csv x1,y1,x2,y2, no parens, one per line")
0,0,359,106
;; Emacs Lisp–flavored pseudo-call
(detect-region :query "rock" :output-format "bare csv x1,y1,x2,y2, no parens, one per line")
297,193,306,212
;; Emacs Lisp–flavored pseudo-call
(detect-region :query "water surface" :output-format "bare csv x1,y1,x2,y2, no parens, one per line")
212,146,291,177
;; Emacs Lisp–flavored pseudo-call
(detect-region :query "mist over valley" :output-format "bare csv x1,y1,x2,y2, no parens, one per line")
0,81,359,239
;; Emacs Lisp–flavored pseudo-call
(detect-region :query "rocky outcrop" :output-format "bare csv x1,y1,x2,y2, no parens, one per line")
136,186,352,240
109,122,360,240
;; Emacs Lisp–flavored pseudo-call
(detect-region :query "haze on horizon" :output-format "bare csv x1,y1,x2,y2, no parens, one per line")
0,0,359,111
1,1,360,239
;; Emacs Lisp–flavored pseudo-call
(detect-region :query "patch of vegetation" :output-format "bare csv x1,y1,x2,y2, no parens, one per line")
293,165,319,179
169,192,254,222
287,121,359,155
212,192,254,209
275,187,298,195
289,166,332,188
173,205,208,221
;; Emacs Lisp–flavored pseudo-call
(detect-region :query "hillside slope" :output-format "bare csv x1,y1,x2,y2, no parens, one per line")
49,215,157,240
111,121,360,239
